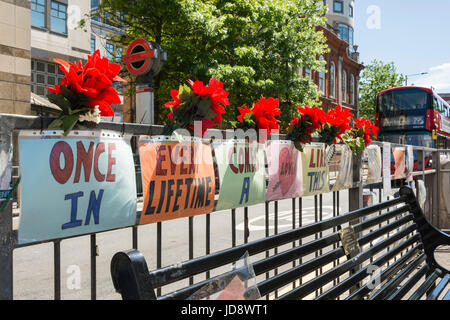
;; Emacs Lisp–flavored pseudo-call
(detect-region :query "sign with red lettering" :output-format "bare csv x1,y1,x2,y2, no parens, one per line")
213,140,266,211
138,137,215,224
18,130,137,244
301,143,329,196
266,141,303,201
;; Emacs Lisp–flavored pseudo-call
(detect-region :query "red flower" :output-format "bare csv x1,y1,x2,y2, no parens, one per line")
354,117,379,146
296,105,327,130
325,104,353,142
237,97,281,135
46,50,126,117
237,104,252,122
165,77,229,126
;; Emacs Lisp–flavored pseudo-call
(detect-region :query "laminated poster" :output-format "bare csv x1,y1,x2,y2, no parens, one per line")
301,143,330,196
265,141,303,201
382,142,392,196
213,140,266,211
393,147,406,179
365,145,382,185
138,136,215,224
18,130,137,244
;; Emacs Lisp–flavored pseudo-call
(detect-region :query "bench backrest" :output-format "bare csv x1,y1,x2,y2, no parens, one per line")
111,186,450,300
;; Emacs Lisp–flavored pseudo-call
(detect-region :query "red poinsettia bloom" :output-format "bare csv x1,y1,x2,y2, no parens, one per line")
296,105,327,130
237,104,253,122
251,97,281,135
46,49,126,116
326,104,353,142
165,77,230,126
354,117,379,146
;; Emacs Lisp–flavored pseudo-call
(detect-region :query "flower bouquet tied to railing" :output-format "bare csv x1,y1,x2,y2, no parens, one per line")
342,117,379,155
164,77,230,137
286,105,327,152
232,96,281,136
45,50,126,135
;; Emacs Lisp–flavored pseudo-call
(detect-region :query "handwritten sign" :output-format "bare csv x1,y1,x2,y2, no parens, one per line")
213,140,266,211
301,143,329,196
266,141,302,201
138,137,215,224
18,130,137,244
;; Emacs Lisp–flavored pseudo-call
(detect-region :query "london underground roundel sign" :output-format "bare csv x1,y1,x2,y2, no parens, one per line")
123,39,155,76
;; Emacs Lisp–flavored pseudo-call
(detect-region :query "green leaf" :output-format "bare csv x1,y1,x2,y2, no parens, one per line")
61,114,80,136
47,93,71,113
196,98,214,119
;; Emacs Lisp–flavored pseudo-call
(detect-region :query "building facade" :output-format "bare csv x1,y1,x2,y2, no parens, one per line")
0,0,31,115
299,0,363,115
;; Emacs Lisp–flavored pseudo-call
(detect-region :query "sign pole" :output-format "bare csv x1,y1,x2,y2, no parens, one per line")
123,39,166,125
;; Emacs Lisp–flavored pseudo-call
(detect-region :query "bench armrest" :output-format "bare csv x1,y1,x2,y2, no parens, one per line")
110,249,157,300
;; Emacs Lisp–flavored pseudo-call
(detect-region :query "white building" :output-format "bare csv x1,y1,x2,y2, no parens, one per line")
30,0,124,119
323,0,356,49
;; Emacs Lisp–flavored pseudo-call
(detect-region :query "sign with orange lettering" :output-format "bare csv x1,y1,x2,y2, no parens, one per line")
138,137,215,224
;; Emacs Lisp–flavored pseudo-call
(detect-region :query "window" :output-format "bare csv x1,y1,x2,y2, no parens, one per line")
337,23,354,46
350,75,355,105
319,56,325,94
349,5,353,17
31,0,46,28
91,0,99,9
305,67,311,79
330,63,336,98
342,70,347,102
31,59,65,97
333,1,343,13
91,37,96,54
105,42,115,60
50,1,67,34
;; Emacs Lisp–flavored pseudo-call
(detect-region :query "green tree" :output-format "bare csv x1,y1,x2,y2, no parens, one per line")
359,59,407,120
92,0,329,129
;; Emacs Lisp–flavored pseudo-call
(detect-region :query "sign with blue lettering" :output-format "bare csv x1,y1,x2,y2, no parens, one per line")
18,130,137,244
301,143,329,196
212,140,266,211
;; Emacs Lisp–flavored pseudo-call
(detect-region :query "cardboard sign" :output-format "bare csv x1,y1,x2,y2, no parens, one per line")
138,137,215,224
213,140,266,211
18,130,137,244
301,143,329,196
393,147,406,179
328,144,353,191
266,141,302,201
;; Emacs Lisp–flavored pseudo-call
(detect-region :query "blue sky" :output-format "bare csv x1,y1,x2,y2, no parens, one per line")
354,0,450,93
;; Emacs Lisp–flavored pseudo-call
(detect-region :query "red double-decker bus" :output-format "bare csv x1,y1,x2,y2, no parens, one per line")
376,86,450,149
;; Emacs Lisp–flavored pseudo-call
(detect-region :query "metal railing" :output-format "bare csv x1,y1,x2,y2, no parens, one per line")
0,113,448,300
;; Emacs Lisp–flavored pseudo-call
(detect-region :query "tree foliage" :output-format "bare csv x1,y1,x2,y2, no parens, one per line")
359,59,407,120
93,0,329,129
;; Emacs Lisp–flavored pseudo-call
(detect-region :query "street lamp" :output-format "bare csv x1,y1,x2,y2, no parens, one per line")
405,72,428,86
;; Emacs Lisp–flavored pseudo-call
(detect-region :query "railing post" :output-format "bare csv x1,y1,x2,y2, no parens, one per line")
348,152,362,293
349,152,363,212
0,121,14,300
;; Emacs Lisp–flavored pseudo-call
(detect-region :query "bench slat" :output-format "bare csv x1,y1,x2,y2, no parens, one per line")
278,224,418,300
426,274,450,300
408,269,443,300
147,197,408,289
317,235,421,300
388,264,430,300
370,253,426,300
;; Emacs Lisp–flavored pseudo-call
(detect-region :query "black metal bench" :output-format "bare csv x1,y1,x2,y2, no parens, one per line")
110,186,450,300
